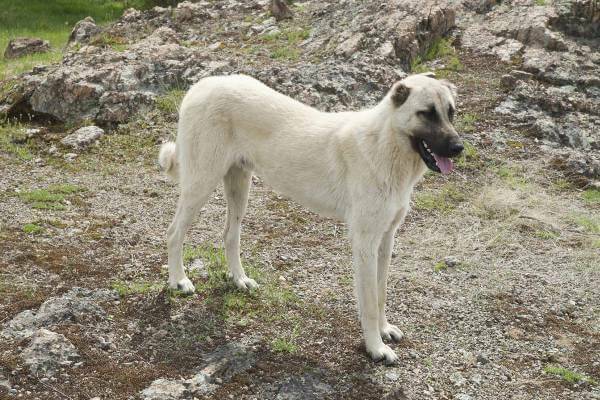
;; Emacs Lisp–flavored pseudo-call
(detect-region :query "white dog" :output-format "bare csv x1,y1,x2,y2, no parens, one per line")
159,73,463,364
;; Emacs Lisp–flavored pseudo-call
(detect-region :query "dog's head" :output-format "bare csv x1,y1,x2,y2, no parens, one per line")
389,72,463,174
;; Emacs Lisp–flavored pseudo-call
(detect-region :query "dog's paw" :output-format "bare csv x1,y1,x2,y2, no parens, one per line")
169,277,195,294
233,276,259,291
381,323,404,343
368,344,399,366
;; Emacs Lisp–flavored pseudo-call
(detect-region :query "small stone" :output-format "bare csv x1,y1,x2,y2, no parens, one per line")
476,354,489,365
444,256,459,268
208,42,222,51
64,153,78,162
450,372,467,387
456,394,472,400
385,371,400,381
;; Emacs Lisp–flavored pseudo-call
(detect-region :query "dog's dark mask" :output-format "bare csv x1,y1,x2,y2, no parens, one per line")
392,81,464,174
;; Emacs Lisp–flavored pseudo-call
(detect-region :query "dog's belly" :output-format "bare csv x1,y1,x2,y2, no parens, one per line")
253,167,344,220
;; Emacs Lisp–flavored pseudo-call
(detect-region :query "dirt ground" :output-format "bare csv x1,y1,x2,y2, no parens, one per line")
0,46,598,400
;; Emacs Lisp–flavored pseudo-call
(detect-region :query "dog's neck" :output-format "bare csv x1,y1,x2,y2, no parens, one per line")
357,100,428,193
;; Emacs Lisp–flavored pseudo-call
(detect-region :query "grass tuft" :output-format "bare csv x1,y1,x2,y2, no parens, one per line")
582,189,600,204
22,223,44,234
155,89,186,115
543,364,597,385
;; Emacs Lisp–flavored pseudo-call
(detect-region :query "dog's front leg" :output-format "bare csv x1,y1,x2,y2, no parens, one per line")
352,229,399,365
378,208,407,343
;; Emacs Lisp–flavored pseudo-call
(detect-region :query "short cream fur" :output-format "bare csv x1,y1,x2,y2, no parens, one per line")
159,73,460,364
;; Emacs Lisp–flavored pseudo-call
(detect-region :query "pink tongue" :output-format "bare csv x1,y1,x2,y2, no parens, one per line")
433,154,454,174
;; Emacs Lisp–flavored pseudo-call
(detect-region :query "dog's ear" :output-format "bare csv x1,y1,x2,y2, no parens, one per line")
441,79,457,101
419,71,436,79
391,83,411,107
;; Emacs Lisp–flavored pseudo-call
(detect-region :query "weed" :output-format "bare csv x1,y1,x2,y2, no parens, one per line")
0,124,33,161
582,189,600,204
155,89,186,115
414,184,466,213
17,183,83,211
22,223,43,234
434,261,447,272
495,164,528,189
457,113,478,133
411,38,461,73
271,337,298,354
270,46,300,60
456,140,479,168
572,215,600,233
543,364,597,385
535,0,547,5
534,230,558,240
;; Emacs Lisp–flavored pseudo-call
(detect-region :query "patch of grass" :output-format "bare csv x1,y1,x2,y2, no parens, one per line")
0,1,173,79
543,364,597,385
0,124,34,161
271,337,298,354
457,113,479,133
270,46,300,60
534,230,558,240
572,215,600,233
411,38,461,74
433,261,447,272
456,140,479,168
414,184,467,213
495,164,528,190
582,189,600,204
22,223,43,234
535,0,547,5
156,89,186,115
552,179,574,191
17,183,83,211
111,280,162,297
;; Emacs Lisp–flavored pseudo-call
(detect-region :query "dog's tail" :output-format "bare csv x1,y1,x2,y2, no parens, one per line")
158,141,179,181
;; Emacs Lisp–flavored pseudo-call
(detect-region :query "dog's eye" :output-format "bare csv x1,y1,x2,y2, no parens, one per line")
448,106,455,121
417,107,437,120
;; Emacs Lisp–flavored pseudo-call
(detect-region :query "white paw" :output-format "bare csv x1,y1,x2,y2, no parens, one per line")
381,323,404,343
233,276,258,291
169,277,195,294
368,343,399,365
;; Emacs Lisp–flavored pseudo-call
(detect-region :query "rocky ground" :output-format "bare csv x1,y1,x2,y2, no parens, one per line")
0,0,598,399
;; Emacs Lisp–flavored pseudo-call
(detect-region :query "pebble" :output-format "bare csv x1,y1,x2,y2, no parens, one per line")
385,371,399,381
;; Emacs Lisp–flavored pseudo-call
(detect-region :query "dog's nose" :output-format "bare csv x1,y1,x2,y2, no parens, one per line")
448,142,464,156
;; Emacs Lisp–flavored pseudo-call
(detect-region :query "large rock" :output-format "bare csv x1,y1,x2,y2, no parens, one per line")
2,288,117,340
4,38,50,59
139,342,256,399
67,17,102,48
0,0,454,125
61,125,105,149
21,329,80,377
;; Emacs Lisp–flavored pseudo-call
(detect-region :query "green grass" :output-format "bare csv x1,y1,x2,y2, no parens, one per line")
572,215,600,234
457,113,479,133
22,223,44,234
0,1,174,80
543,365,597,385
534,230,559,240
411,38,462,74
155,89,186,115
535,0,547,5
414,184,467,213
495,164,529,189
582,189,600,204
17,183,84,211
271,337,298,354
433,261,447,272
455,140,479,168
0,124,33,161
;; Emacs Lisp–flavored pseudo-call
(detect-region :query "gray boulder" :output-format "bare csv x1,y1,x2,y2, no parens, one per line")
2,288,117,340
67,17,102,48
4,38,50,59
61,125,105,149
22,329,80,377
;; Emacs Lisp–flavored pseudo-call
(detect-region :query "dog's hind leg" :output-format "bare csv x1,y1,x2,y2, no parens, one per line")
167,177,220,294
223,164,257,290
377,208,407,343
